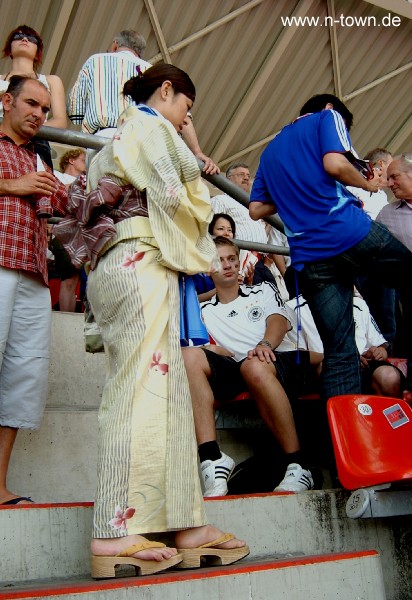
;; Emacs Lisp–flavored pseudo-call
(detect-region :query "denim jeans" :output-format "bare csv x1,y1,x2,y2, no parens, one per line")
296,221,412,402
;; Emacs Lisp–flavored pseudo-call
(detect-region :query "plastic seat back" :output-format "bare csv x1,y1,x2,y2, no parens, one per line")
327,394,412,490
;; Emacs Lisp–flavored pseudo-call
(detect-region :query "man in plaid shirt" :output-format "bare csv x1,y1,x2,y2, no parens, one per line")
0,76,68,505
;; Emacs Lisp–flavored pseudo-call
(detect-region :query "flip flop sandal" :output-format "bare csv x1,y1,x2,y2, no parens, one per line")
1,496,34,505
177,532,250,568
91,540,183,578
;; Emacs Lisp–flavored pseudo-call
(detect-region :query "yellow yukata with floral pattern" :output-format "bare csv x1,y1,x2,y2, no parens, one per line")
87,106,217,537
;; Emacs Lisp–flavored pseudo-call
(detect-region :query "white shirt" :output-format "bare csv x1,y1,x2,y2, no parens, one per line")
54,171,76,185
346,187,388,221
211,193,268,243
287,295,386,354
201,282,302,362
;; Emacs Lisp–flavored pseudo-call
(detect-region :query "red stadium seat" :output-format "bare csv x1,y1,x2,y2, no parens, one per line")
327,394,412,490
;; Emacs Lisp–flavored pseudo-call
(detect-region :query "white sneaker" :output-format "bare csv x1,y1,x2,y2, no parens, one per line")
201,452,235,497
274,463,314,493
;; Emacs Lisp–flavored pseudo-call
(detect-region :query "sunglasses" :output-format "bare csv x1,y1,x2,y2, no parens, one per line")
12,32,39,45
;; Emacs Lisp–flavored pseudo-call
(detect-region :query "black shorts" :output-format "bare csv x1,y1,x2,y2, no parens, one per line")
51,237,79,281
202,348,316,403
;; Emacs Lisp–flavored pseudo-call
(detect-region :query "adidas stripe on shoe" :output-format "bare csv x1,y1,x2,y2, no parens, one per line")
201,452,235,497
274,463,314,493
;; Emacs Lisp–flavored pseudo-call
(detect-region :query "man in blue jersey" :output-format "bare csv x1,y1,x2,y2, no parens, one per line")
249,94,412,403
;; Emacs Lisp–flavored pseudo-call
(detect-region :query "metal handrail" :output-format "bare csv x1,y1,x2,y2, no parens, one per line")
37,125,289,255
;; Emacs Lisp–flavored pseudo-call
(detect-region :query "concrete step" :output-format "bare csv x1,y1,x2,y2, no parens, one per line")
0,552,386,600
7,313,253,503
0,493,410,599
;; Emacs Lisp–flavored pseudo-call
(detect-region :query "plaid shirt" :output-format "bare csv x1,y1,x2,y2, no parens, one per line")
0,133,68,285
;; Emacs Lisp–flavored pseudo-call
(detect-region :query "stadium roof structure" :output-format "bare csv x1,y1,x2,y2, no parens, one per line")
1,0,411,174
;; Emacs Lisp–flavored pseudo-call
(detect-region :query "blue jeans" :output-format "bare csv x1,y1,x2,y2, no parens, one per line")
296,221,412,402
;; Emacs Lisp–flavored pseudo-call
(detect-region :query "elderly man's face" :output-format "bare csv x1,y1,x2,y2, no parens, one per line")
387,159,412,201
227,167,251,193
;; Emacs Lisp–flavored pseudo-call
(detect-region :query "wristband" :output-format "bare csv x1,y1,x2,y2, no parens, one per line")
257,339,273,350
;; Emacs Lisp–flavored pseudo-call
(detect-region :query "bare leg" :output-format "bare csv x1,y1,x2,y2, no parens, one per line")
240,357,300,453
59,274,79,312
371,366,402,398
0,425,31,504
182,347,216,444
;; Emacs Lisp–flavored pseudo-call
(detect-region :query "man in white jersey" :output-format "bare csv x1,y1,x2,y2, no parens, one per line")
183,237,322,497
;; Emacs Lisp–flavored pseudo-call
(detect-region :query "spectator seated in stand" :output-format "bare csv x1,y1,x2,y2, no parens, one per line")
212,163,286,286
51,149,87,312
288,292,405,398
183,237,322,497
54,148,86,186
192,213,255,302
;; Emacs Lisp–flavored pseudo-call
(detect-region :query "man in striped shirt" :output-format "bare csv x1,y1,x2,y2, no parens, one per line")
68,30,219,173
68,30,150,136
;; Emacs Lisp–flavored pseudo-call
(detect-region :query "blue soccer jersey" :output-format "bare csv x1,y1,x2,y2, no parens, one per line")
250,110,371,269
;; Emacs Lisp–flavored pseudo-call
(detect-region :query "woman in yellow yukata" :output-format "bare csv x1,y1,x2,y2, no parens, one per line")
75,64,249,578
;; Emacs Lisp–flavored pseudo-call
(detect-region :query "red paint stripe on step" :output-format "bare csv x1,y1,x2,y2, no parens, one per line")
0,551,379,599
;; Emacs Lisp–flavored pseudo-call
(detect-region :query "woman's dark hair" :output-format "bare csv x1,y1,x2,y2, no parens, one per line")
123,64,196,104
3,25,43,70
208,213,236,237
299,93,353,131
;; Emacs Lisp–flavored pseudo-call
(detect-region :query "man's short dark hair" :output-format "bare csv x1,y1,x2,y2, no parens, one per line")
226,163,249,178
114,30,146,57
5,75,49,102
299,93,354,131
6,75,31,98
214,236,240,256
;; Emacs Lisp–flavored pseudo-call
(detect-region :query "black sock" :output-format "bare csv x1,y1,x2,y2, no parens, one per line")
198,441,222,463
284,450,308,471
